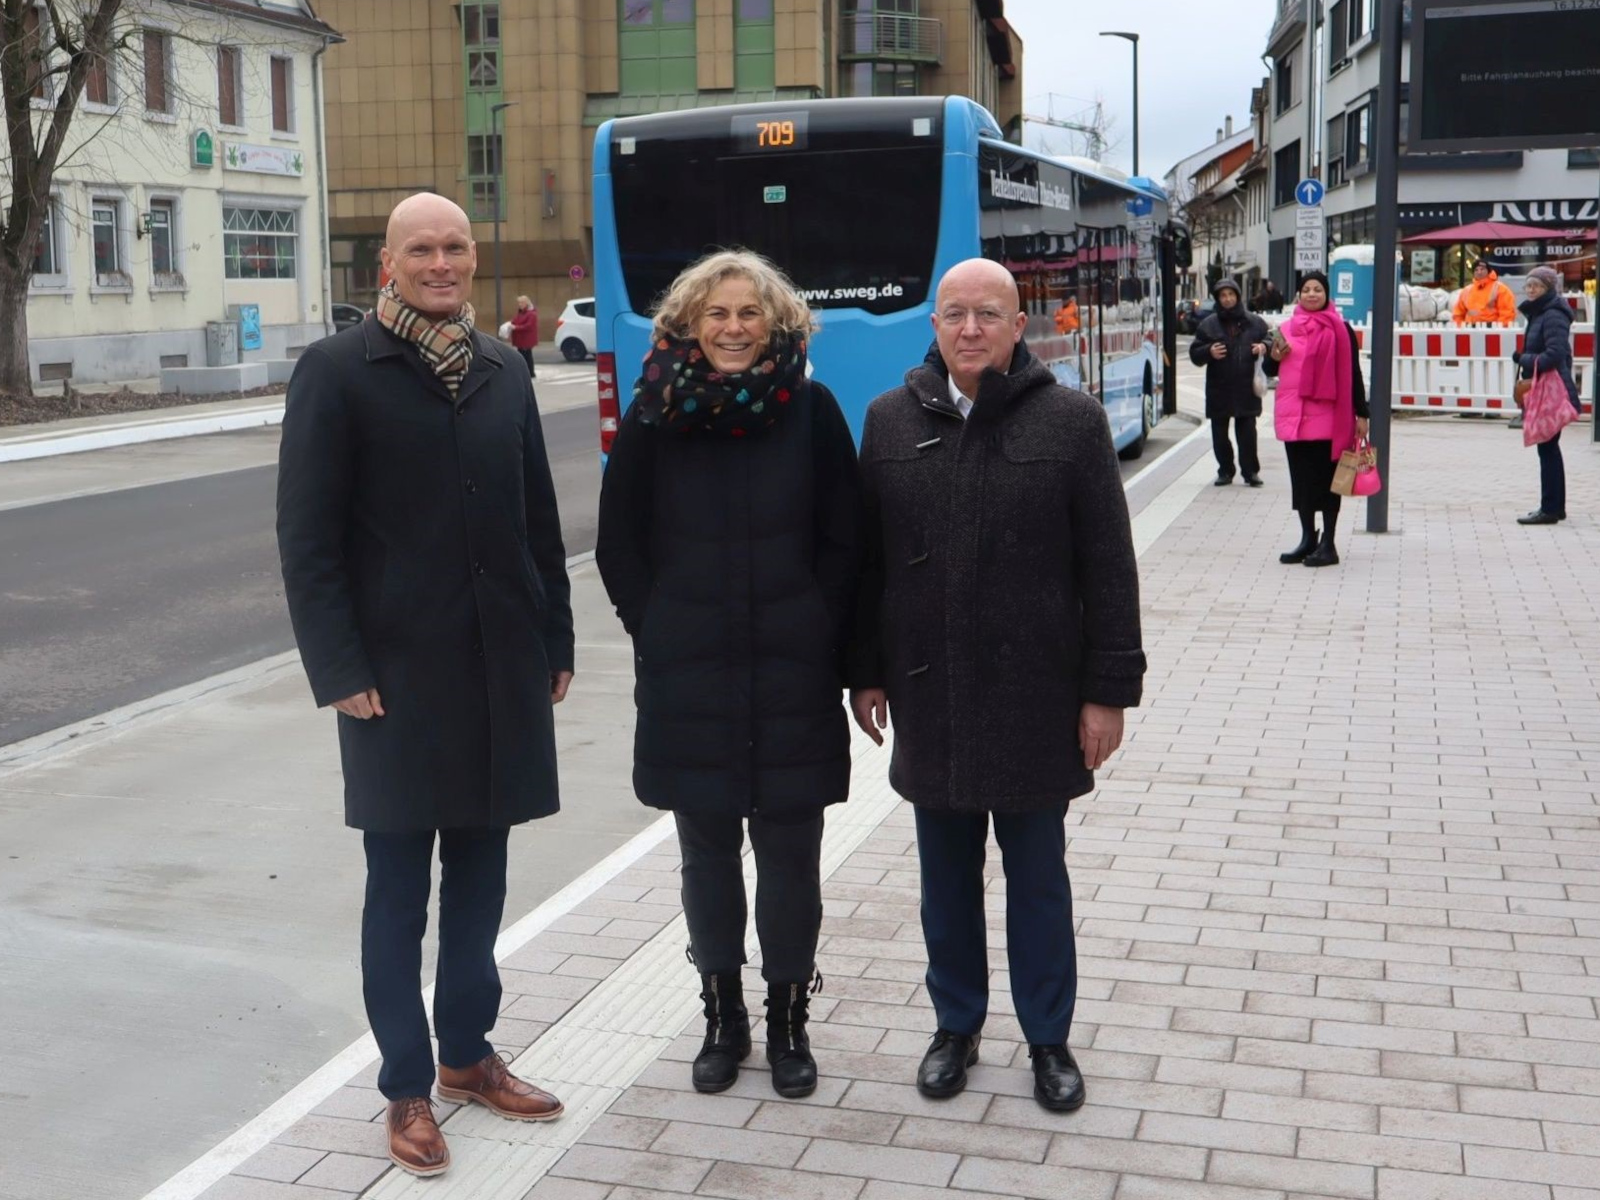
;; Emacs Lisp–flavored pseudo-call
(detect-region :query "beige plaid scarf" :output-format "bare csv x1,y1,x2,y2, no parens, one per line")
375,281,477,396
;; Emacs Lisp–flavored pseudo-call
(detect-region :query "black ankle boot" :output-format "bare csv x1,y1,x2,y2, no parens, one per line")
764,978,819,1098
692,974,750,1093
1279,524,1319,564
1303,527,1340,567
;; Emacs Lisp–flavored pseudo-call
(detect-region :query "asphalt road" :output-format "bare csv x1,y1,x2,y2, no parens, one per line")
0,386,602,749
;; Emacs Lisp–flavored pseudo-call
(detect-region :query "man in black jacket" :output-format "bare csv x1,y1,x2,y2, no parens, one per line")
277,193,573,1177
849,259,1146,1114
1190,278,1270,486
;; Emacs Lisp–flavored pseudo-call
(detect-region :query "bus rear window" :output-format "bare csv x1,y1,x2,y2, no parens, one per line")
612,144,942,318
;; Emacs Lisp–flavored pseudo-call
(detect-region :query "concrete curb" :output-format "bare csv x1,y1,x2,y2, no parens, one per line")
0,400,287,463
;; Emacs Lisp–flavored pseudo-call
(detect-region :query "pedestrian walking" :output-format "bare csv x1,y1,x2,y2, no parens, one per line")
1264,271,1371,568
1190,277,1270,486
1513,265,1581,525
1253,278,1286,313
510,294,539,377
849,258,1145,1114
1452,260,1516,327
596,249,862,1100
1053,294,1080,334
276,193,574,1178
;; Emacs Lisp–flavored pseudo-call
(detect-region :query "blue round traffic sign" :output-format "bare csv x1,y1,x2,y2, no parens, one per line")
1296,178,1325,207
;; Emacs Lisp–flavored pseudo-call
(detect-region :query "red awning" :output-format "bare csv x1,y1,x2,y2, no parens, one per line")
1401,220,1584,244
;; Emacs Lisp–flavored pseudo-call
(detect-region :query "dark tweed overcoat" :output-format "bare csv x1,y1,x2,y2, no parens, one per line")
276,318,574,832
851,343,1146,812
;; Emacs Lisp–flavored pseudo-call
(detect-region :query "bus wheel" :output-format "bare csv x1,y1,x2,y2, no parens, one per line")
561,338,588,362
1119,384,1153,461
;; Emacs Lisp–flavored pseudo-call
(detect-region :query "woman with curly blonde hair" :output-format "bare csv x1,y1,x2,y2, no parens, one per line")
596,249,861,1101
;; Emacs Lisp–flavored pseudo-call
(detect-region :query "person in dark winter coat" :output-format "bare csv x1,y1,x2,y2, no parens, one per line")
849,258,1145,1115
1190,277,1271,486
1253,279,1286,313
1514,265,1582,525
596,249,861,1102
277,193,572,1178
1263,271,1371,568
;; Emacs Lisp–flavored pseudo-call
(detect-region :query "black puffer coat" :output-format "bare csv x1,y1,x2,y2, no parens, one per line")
1189,278,1270,419
851,343,1146,813
596,379,862,824
276,320,574,832
1517,290,1582,409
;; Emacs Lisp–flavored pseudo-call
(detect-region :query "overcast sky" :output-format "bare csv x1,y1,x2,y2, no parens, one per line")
1003,0,1280,182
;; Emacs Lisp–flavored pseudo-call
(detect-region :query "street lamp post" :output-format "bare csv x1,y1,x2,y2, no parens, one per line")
1099,31,1140,176
491,101,516,332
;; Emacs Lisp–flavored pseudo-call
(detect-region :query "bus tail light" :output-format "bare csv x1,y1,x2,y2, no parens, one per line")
597,351,620,456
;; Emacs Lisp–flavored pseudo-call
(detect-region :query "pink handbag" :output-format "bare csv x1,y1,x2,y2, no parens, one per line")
1331,437,1381,497
1523,368,1579,447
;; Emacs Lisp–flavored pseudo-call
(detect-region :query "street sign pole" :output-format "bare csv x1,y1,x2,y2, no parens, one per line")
1365,0,1403,535
1294,178,1326,275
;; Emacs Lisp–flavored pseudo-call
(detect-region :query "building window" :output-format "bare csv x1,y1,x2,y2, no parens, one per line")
85,38,114,106
619,0,697,94
217,45,242,125
463,2,500,44
468,179,501,223
467,50,499,87
1274,46,1296,115
1325,115,1346,186
1328,0,1349,69
22,5,50,101
467,133,502,178
92,199,127,283
735,0,775,91
1569,148,1600,168
144,30,172,114
149,199,178,279
270,56,293,132
32,198,60,276
1344,102,1372,174
1348,0,1375,46
1273,140,1300,207
223,207,298,280
839,61,920,97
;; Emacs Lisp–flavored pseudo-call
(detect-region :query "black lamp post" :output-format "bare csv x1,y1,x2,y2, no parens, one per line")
1099,31,1140,176
491,100,515,331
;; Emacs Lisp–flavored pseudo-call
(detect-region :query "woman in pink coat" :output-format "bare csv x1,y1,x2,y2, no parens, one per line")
1263,272,1371,567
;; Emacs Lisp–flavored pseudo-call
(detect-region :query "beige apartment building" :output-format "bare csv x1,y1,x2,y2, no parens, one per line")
317,0,1024,329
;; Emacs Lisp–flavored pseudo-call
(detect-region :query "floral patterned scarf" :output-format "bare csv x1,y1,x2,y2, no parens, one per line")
631,332,806,437
375,281,477,397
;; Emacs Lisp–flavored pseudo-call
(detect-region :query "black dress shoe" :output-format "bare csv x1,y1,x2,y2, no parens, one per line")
1279,529,1318,564
1517,510,1563,525
916,1030,980,1098
1243,474,1264,487
1213,473,1234,486
1029,1044,1085,1112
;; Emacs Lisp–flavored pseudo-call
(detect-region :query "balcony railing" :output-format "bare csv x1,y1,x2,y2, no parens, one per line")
838,13,942,66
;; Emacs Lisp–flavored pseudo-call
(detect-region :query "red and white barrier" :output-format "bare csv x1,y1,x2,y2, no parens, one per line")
1348,324,1595,415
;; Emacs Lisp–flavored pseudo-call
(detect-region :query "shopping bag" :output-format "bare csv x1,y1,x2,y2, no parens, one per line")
1331,437,1380,497
498,321,514,340
1252,357,1268,398
1522,369,1579,447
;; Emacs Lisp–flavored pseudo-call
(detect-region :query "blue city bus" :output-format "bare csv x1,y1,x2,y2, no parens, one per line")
592,95,1183,461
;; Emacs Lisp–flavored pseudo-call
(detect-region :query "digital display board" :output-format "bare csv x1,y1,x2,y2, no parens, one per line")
1411,0,1600,151
730,111,811,153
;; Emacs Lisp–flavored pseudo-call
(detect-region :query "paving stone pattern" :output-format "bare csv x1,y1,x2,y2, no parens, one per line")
200,415,1600,1200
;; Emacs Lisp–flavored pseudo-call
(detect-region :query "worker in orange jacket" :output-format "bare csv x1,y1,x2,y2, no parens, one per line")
1054,295,1081,334
1452,260,1516,327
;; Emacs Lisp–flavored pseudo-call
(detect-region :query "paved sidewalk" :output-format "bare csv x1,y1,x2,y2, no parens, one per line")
173,413,1600,1200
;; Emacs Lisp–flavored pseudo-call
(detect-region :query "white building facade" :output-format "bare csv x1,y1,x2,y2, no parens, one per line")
21,0,340,384
1261,0,1597,291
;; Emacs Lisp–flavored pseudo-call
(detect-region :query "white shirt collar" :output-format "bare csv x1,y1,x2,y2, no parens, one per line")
948,378,973,420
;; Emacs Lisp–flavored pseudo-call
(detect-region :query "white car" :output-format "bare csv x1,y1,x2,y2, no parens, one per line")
556,298,596,362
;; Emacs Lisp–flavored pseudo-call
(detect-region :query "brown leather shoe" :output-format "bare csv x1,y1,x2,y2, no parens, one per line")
437,1051,564,1121
386,1096,449,1176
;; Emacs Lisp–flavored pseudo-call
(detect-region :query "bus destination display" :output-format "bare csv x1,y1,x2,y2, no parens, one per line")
731,111,810,152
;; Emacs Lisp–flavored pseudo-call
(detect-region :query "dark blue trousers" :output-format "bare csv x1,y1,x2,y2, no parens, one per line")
1538,430,1566,516
361,828,509,1100
914,804,1076,1046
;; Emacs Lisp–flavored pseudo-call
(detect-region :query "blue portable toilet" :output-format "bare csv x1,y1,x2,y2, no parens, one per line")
1330,245,1374,324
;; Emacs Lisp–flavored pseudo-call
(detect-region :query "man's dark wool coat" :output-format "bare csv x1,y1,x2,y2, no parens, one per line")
276,318,574,832
595,378,861,825
851,342,1146,812
1189,279,1270,420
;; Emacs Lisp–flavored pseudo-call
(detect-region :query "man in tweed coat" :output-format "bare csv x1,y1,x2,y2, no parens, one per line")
850,259,1145,1113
